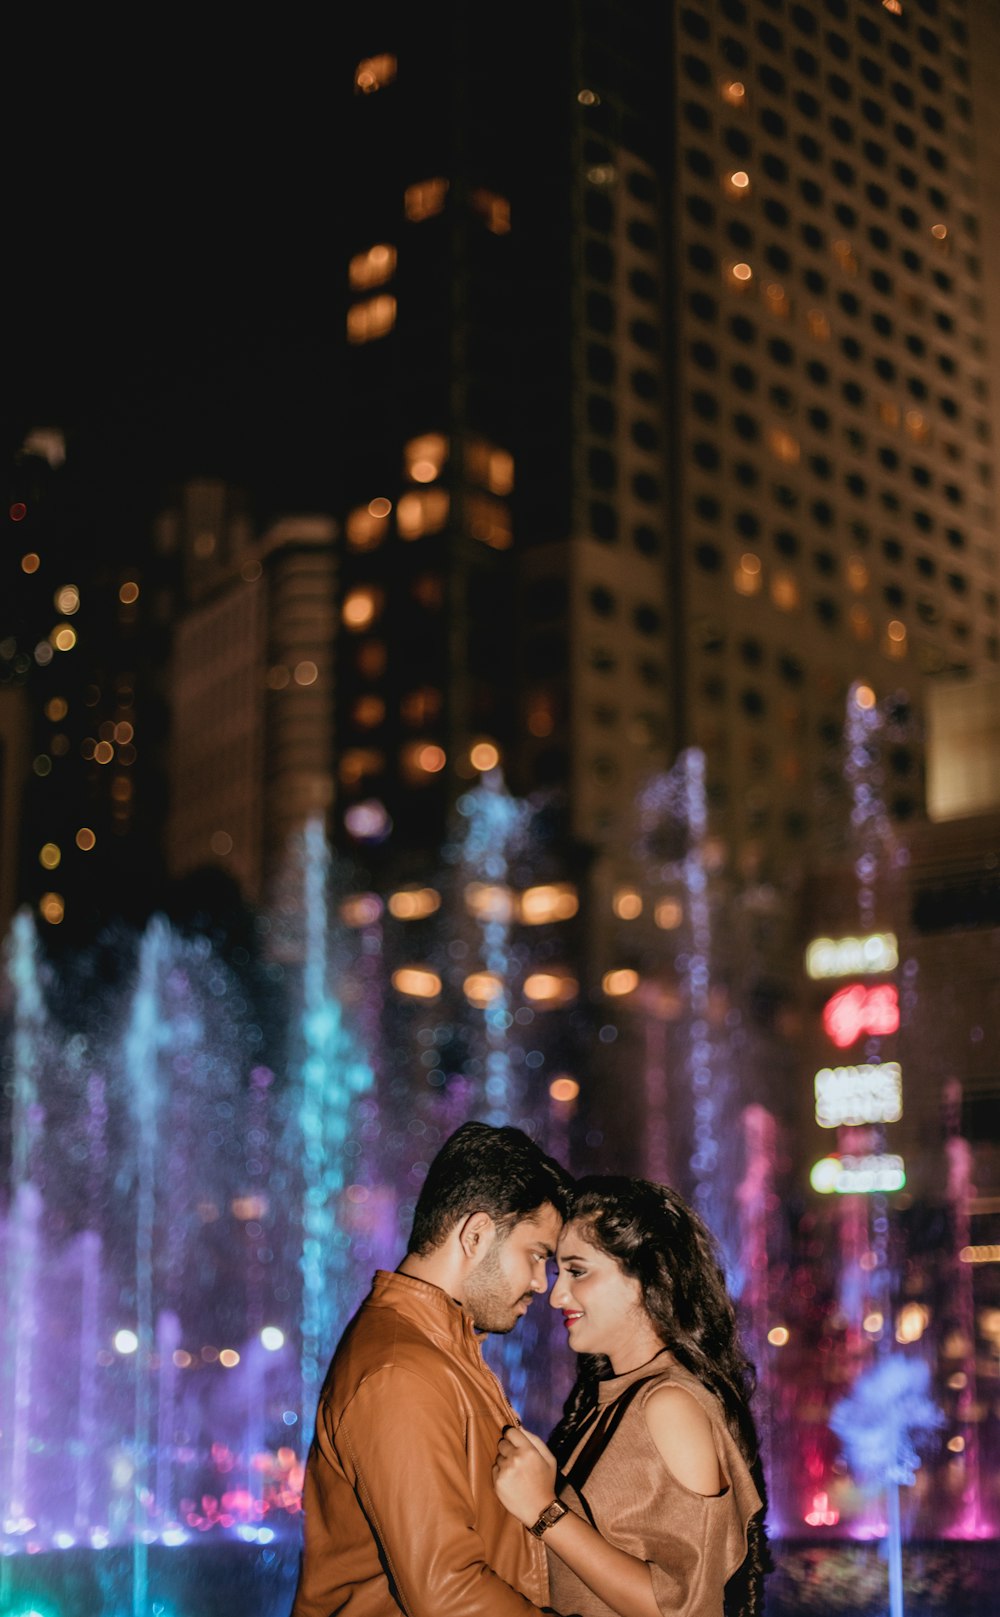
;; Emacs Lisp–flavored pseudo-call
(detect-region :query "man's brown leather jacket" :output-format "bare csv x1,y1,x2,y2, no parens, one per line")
290,1268,553,1616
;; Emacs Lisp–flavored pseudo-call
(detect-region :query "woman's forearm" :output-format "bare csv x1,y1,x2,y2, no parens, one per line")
542,1510,662,1617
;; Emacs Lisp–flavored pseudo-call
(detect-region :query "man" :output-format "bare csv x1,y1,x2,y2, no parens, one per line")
290,1119,575,1617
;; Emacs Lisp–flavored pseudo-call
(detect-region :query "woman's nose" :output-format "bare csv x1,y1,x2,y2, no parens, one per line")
549,1276,569,1308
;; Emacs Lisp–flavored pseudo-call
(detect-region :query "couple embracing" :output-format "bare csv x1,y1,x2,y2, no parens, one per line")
290,1121,770,1617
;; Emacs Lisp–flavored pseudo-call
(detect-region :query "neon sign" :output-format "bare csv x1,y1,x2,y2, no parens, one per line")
822,983,899,1047
810,1153,906,1195
814,1061,902,1128
805,932,897,979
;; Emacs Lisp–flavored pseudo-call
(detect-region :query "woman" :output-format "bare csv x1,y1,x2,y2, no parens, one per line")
493,1176,770,1617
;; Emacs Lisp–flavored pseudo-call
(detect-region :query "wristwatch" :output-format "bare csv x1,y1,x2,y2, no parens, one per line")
529,1498,570,1538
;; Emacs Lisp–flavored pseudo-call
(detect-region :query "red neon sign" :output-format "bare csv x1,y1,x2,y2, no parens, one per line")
822,983,899,1048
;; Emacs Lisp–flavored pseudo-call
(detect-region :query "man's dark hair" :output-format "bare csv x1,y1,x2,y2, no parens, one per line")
406,1120,573,1255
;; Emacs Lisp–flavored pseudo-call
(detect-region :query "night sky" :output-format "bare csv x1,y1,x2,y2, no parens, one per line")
7,23,350,529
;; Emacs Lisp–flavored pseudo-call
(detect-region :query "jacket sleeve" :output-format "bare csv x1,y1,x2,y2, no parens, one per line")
335,1363,553,1617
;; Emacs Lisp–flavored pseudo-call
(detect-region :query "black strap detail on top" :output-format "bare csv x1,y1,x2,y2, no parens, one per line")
557,1376,658,1526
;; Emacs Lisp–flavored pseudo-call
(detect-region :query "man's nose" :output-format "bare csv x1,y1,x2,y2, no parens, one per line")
529,1267,549,1293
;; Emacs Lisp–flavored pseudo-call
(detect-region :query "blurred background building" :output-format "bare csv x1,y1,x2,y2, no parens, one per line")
2,0,999,1539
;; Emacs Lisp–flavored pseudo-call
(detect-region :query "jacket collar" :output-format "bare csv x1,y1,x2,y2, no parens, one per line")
370,1267,482,1349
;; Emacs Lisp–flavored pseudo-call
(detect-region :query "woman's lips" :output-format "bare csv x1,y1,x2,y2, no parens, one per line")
562,1311,583,1328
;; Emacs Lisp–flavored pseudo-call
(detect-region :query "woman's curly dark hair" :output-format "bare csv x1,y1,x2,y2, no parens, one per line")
549,1175,772,1617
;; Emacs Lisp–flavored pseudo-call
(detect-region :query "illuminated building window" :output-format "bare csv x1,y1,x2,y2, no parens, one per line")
401,686,442,726
769,427,800,464
470,187,511,234
765,283,790,318
39,892,64,925
357,641,387,678
392,966,441,998
602,968,639,997
340,749,384,786
388,887,441,920
771,572,800,611
806,309,830,340
412,572,444,610
349,243,397,290
397,489,450,539
464,882,516,923
885,618,907,657
849,604,874,641
523,970,579,1008
346,501,391,550
727,260,753,289
721,80,747,107
467,493,512,550
463,970,504,1006
401,741,447,783
353,694,385,728
655,898,683,930
520,884,579,924
347,294,396,344
354,54,396,94
467,438,514,495
905,410,929,443
846,555,869,592
404,177,449,221
882,0,902,12
832,239,858,273
342,586,384,631
613,887,643,919
734,553,762,595
341,892,384,927
404,433,448,483
724,169,751,198
526,690,556,737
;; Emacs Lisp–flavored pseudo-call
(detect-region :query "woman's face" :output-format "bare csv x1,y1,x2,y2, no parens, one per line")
549,1219,663,1370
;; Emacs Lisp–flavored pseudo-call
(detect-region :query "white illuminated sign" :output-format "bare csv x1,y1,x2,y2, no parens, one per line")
814,1061,902,1128
810,1153,906,1195
805,932,898,979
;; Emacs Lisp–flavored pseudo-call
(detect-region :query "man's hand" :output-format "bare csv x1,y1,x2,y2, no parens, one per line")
492,1426,559,1527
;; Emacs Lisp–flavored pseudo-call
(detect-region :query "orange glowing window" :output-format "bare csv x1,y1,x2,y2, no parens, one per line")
400,686,442,727
353,694,386,728
404,177,449,221
771,572,799,611
467,438,514,495
734,553,762,596
401,741,447,783
348,243,397,290
769,427,800,464
467,493,512,550
354,54,396,94
806,309,830,341
347,295,396,344
339,748,384,786
470,187,511,234
396,489,450,539
346,503,390,550
342,587,384,631
357,640,387,678
412,573,444,610
404,433,448,483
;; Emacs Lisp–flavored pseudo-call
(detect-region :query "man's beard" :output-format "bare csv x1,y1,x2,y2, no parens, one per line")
464,1241,529,1334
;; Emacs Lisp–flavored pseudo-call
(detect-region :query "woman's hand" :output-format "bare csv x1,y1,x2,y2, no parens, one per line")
492,1426,559,1527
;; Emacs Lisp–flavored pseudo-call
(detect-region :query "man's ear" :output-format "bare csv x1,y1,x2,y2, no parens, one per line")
457,1210,496,1260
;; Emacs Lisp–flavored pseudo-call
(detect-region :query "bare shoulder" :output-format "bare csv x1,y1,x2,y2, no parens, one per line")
643,1382,723,1496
